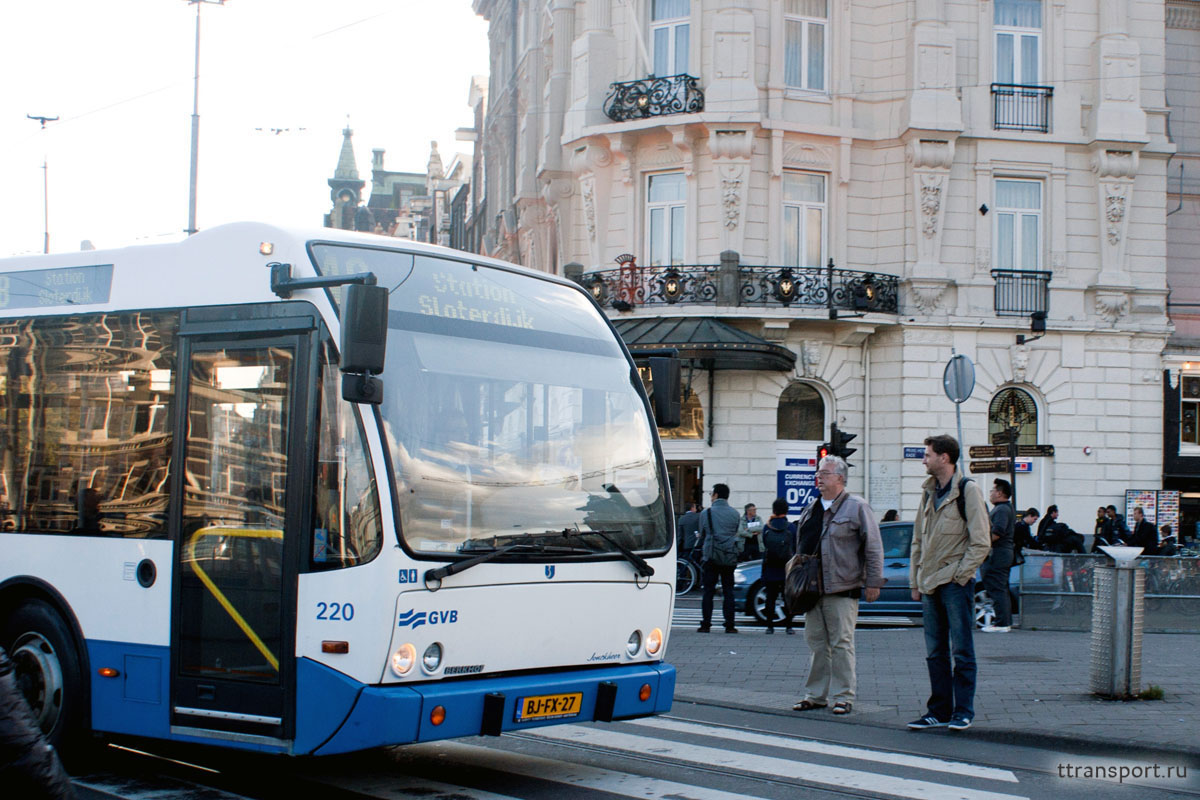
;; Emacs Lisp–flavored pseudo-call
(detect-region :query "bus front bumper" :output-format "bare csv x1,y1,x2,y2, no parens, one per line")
297,658,676,755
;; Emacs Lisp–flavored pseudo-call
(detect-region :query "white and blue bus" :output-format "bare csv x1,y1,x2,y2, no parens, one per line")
0,222,677,756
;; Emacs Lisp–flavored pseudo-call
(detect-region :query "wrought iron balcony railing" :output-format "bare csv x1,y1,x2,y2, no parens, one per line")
991,84,1053,133
603,74,705,122
991,269,1051,316
579,261,899,314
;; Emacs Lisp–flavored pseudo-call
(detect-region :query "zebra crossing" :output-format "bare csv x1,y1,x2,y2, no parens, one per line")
74,715,1031,800
671,605,918,628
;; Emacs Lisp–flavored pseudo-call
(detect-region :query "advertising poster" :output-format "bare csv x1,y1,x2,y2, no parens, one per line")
1125,489,1158,526
777,455,819,515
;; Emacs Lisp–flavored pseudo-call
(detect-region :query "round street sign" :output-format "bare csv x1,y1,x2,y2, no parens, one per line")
943,354,975,405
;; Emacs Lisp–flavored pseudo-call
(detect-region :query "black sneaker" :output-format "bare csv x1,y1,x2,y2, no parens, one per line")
907,715,949,730
765,628,775,635
724,626,739,633
948,715,972,730
696,625,711,633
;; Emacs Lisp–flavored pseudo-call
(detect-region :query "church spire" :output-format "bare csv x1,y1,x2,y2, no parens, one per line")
334,123,359,180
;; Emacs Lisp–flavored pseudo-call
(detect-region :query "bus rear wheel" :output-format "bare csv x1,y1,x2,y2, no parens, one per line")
3,600,84,752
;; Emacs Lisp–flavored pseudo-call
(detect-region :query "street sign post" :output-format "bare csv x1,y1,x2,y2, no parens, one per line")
1016,444,1055,457
968,445,1008,459
991,429,1018,445
943,353,975,469
969,459,1012,473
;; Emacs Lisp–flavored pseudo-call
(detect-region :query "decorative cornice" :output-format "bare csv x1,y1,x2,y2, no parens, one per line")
906,277,953,314
906,138,955,170
1090,148,1138,178
782,142,834,171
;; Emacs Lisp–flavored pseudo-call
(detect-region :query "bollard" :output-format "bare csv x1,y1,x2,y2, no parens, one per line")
1089,547,1145,699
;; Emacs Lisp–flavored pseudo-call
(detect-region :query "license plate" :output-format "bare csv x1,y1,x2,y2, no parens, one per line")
513,691,583,722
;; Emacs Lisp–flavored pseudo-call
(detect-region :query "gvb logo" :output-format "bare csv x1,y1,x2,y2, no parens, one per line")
398,609,459,629
545,565,556,579
397,610,427,629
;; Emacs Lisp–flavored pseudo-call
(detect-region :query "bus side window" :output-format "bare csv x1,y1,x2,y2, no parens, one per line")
0,312,178,538
311,340,382,570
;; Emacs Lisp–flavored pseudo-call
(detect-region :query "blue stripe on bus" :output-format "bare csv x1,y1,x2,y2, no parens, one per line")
88,640,172,740
308,660,676,755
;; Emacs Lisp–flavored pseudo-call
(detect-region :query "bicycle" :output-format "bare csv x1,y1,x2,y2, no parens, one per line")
676,550,701,596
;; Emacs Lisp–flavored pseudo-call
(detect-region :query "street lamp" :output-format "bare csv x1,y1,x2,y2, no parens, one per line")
185,0,227,235
26,114,58,253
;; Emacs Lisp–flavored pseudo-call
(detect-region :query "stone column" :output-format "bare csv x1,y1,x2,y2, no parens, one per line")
565,0,616,140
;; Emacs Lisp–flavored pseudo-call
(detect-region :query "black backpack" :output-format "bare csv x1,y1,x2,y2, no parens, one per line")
924,477,974,523
762,520,792,563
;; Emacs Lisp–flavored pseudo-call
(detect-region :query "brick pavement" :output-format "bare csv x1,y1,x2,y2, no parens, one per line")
667,624,1200,758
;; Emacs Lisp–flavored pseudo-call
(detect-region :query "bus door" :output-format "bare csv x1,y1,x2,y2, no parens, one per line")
170,311,314,742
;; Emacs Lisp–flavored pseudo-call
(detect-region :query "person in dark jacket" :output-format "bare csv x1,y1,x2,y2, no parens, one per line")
1015,507,1040,556
980,479,1015,632
1128,506,1159,555
1036,505,1059,547
761,497,796,635
1104,505,1129,543
676,503,700,553
0,646,76,799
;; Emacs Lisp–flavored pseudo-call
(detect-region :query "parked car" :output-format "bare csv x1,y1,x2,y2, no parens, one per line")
730,521,1020,627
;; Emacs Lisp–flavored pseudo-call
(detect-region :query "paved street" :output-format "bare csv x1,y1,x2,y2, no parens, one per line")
669,601,1200,759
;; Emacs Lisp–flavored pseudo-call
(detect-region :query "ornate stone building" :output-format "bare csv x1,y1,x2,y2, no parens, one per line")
471,0,1174,527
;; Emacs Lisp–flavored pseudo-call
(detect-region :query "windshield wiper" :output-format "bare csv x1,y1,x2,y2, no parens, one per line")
423,535,586,589
554,528,655,578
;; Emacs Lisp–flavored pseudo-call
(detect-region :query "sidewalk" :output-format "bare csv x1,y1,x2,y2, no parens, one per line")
668,624,1200,759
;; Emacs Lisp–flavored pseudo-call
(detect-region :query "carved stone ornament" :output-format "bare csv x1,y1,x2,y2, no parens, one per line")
800,341,822,378
907,278,951,314
580,177,597,241
1105,189,1127,244
1010,343,1030,383
1095,291,1130,324
920,175,942,239
721,173,741,230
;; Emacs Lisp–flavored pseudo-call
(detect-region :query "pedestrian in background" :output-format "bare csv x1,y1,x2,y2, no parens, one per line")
1015,507,1040,559
1036,504,1059,547
790,455,884,716
908,434,990,732
677,502,700,554
695,484,742,633
1128,506,1159,555
738,503,764,561
980,479,1015,633
882,509,899,522
1105,505,1129,543
761,497,796,635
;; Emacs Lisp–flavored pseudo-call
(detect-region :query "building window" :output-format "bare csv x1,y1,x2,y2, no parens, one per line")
988,387,1038,446
1182,376,1200,448
660,389,704,440
777,382,825,440
995,179,1042,269
784,0,828,92
651,0,690,77
646,172,687,267
995,0,1041,85
782,172,826,268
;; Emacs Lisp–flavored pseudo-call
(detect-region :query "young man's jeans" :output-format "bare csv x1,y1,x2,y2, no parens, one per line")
980,546,1013,627
700,561,737,629
920,579,977,721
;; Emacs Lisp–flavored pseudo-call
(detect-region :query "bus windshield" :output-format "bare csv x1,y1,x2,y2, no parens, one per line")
310,244,670,558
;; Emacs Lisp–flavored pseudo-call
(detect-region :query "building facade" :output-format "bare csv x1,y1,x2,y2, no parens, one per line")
472,0,1175,529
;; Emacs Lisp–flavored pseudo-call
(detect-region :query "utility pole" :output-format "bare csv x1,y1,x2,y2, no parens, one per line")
185,0,226,235
26,114,59,254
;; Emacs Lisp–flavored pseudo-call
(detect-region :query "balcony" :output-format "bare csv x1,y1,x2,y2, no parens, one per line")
578,258,899,315
991,84,1053,133
603,74,704,122
991,269,1051,317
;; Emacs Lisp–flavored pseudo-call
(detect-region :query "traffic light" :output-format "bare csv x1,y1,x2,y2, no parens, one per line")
830,424,857,461
817,442,831,462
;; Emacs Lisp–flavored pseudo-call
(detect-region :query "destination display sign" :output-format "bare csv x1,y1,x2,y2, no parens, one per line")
969,459,1011,473
0,264,114,310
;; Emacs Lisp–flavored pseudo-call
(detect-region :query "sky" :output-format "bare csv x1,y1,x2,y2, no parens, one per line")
0,1,490,257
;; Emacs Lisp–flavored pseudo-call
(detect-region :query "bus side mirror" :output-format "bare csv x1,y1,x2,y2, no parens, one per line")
648,356,681,429
340,283,388,405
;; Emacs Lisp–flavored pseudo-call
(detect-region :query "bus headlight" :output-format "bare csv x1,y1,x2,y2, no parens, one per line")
645,627,663,656
391,643,416,676
422,642,443,673
626,630,642,657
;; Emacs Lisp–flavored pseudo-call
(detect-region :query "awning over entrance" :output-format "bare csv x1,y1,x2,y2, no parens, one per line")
611,317,796,372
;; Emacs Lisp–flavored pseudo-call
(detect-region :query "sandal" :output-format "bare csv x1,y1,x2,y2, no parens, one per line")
792,700,827,711
832,702,852,715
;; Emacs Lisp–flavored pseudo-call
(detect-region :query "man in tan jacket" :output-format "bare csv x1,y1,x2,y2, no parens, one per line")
906,434,991,732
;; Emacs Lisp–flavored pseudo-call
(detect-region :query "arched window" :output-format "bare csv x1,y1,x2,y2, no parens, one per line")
777,382,824,440
988,387,1038,445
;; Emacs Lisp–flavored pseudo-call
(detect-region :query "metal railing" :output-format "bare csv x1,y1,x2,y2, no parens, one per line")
991,269,1051,317
579,260,899,314
991,83,1053,133
603,74,705,122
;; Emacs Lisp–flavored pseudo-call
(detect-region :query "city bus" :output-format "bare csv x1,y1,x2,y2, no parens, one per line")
0,222,678,756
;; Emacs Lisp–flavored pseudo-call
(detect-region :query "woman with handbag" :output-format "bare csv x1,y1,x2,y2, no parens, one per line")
788,456,884,716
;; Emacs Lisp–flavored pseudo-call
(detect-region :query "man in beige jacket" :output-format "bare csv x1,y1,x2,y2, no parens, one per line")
906,434,991,732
